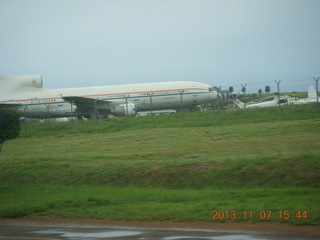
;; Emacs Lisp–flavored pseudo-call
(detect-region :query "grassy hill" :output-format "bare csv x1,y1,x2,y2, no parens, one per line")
1,103,319,224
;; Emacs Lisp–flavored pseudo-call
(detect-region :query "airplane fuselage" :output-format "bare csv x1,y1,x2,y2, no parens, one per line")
1,79,217,118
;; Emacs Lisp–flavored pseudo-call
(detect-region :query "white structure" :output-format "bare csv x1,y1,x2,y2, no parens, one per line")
234,86,318,109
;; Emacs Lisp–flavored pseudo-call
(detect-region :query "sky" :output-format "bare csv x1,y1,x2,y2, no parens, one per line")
1,0,320,93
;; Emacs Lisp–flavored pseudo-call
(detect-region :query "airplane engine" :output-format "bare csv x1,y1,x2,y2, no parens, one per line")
0,75,43,90
111,103,137,117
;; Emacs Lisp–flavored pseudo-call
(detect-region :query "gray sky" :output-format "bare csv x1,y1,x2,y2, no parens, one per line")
1,0,319,93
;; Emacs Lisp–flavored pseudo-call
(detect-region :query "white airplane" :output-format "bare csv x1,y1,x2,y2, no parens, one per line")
0,74,218,119
234,86,318,109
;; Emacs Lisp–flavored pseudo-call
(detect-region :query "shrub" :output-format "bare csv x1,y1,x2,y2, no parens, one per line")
0,109,21,152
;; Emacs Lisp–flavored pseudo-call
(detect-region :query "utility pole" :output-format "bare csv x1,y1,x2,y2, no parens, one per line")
125,95,130,118
178,90,184,120
45,103,51,129
147,93,154,122
241,83,247,109
94,98,101,122
314,77,320,113
275,80,281,107
22,105,28,131
71,100,74,126
216,87,222,119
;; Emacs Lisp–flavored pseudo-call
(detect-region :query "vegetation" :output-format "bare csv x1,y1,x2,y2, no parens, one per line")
0,103,319,225
0,109,20,152
265,85,271,93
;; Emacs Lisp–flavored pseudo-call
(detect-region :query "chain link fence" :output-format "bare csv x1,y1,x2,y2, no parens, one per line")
221,77,319,95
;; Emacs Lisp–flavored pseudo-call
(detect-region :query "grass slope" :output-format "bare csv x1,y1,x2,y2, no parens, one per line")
1,104,319,225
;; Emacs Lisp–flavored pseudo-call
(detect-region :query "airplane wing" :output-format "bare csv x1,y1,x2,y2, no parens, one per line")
63,96,113,118
63,96,112,109
63,96,137,118
0,102,22,109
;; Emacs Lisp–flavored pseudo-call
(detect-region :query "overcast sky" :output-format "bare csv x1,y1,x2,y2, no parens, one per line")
1,0,319,93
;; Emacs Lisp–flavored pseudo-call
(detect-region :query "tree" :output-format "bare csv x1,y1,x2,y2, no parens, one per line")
258,89,262,98
241,86,246,94
228,86,234,99
0,109,21,152
265,85,271,93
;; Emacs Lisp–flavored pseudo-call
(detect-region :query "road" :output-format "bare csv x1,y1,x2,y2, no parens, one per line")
0,219,319,240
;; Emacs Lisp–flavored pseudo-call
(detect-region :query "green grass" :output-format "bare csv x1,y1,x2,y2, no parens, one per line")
0,103,319,225
0,185,318,224
19,103,320,137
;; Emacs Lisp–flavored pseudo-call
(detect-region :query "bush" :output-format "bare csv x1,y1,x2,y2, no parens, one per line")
0,109,21,152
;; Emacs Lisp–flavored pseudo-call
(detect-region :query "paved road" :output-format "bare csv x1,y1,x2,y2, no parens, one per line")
0,219,319,240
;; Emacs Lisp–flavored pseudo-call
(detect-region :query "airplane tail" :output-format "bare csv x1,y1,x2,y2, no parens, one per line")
0,74,43,90
308,86,318,100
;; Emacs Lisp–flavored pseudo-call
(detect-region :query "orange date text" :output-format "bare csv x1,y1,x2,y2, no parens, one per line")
212,210,307,220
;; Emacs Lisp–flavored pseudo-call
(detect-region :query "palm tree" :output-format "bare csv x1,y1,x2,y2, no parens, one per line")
229,86,234,99
258,89,262,98
265,85,271,93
